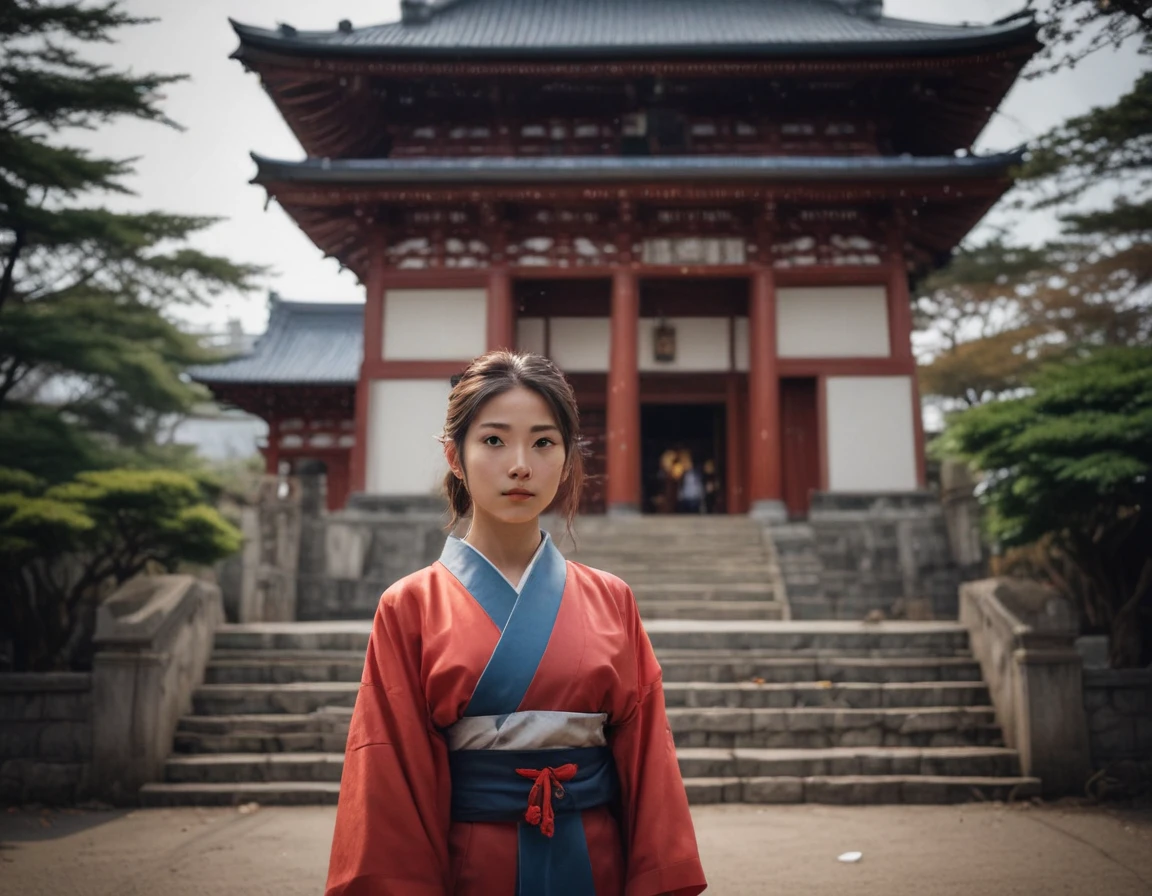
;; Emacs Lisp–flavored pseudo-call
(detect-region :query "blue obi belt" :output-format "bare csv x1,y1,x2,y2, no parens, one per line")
445,711,619,896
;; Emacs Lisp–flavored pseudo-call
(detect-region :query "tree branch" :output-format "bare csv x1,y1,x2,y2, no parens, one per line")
0,229,26,314
0,358,34,407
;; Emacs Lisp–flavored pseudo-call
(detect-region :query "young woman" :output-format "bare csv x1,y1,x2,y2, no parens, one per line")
325,350,707,896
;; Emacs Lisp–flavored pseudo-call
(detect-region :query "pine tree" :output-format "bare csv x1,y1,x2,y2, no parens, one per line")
917,72,1152,407
0,2,262,479
940,347,1152,667
1026,0,1152,76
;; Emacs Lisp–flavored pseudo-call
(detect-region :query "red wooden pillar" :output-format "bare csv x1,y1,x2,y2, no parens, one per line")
725,374,743,514
606,267,641,514
887,232,926,487
351,251,386,495
886,236,915,364
264,417,281,475
747,265,786,520
487,265,515,351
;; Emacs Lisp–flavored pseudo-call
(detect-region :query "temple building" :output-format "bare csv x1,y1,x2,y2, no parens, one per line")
195,0,1039,517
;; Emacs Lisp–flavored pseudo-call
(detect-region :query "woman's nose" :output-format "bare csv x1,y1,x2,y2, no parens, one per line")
509,453,532,479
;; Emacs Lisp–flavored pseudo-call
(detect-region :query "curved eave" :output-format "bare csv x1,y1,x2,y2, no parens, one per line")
231,17,1039,61
192,376,358,387
251,152,1025,187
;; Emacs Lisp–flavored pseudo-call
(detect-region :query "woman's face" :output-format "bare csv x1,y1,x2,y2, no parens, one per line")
446,385,568,526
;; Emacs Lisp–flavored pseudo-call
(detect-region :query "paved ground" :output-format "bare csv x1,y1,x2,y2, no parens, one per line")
2,801,1151,895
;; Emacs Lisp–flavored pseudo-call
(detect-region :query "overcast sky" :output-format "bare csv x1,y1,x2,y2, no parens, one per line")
74,1,1145,334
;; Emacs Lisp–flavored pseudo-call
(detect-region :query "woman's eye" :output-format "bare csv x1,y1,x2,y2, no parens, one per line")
535,438,555,448
483,435,503,446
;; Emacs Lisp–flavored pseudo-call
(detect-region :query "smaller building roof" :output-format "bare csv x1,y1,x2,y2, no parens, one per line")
190,299,363,385
232,0,1038,60
253,152,1024,186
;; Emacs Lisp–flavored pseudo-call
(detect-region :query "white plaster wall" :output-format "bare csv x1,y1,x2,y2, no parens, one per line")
549,317,610,372
778,286,889,358
638,317,730,371
383,288,487,360
826,376,918,491
517,317,546,356
366,379,452,494
734,317,750,372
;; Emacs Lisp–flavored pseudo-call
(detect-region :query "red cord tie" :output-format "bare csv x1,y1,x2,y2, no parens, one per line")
515,763,578,838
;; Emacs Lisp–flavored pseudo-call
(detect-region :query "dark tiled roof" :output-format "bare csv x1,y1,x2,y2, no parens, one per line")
253,152,1023,186
232,0,1038,59
190,300,363,385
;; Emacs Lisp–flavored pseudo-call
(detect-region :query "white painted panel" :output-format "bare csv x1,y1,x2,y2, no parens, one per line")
366,379,452,495
641,237,745,265
777,286,889,358
517,317,546,356
734,317,749,372
638,317,730,371
383,288,487,360
826,376,917,492
549,317,610,372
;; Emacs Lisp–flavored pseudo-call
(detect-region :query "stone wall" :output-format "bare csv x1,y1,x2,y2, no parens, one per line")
0,673,92,805
776,492,963,620
1083,669,1152,768
297,494,449,620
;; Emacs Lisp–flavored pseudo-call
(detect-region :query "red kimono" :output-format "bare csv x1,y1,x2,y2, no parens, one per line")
325,533,707,896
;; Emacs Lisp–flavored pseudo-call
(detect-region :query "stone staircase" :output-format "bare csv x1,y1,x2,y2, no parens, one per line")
140,518,1039,806
553,516,786,621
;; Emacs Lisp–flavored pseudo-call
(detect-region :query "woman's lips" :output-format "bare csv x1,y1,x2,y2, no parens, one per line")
505,491,534,501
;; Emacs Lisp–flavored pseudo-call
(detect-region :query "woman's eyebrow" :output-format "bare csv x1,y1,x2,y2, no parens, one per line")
476,422,559,433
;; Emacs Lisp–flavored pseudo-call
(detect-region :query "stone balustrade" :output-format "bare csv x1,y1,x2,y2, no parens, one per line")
90,575,223,802
959,577,1092,796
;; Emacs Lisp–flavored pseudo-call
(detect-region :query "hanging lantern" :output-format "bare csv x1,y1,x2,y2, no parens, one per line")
654,318,676,362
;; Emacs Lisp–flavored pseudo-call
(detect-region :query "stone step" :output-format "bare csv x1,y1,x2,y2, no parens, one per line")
667,706,1003,749
606,576,779,588
682,775,1041,805
644,621,970,654
174,711,348,753
591,564,776,576
175,730,348,755
192,683,359,716
203,652,982,687
165,752,346,783
205,652,366,685
677,746,1020,779
175,704,1002,753
139,774,1039,808
659,656,982,684
563,525,766,538
140,781,341,807
212,621,970,656
629,583,776,601
638,600,785,621
662,681,989,710
190,677,986,717
570,551,771,562
160,745,1020,786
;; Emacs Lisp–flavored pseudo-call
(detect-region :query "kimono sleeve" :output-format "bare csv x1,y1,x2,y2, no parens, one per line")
325,589,451,896
609,587,707,896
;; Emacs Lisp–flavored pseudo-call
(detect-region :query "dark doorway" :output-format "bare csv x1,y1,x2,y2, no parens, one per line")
641,403,726,514
781,378,821,519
